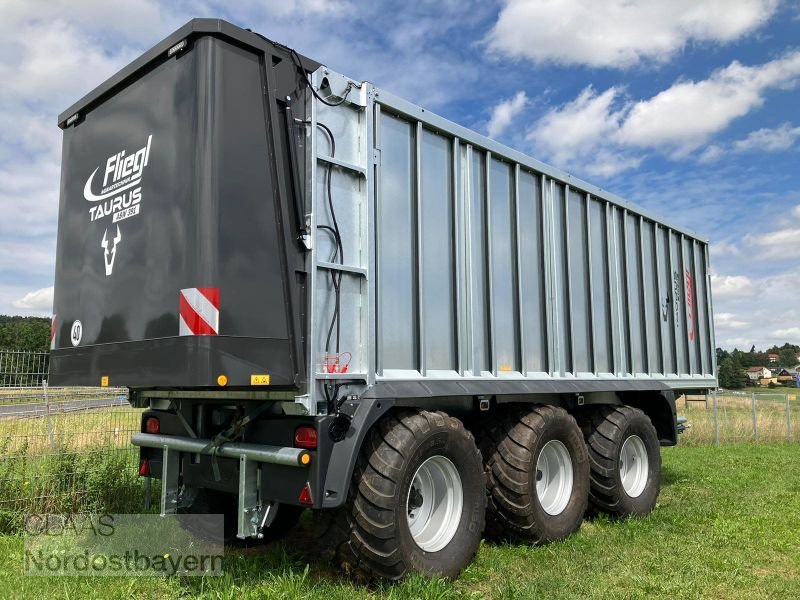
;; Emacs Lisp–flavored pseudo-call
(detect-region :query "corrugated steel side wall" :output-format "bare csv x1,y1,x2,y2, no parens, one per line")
372,100,715,388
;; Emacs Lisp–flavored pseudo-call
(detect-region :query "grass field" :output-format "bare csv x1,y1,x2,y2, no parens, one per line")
0,442,798,599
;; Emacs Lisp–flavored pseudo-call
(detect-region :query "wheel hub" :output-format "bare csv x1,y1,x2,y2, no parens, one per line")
535,440,574,516
406,455,464,552
619,434,649,498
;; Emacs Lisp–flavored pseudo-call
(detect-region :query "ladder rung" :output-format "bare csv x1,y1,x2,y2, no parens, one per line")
318,261,367,277
317,154,366,177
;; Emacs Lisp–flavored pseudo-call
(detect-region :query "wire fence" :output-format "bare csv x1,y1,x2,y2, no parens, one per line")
677,390,800,446
0,349,49,387
0,382,144,531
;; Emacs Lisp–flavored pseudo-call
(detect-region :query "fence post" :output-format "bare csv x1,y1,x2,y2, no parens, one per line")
44,378,55,449
787,394,792,441
713,388,719,445
751,392,757,441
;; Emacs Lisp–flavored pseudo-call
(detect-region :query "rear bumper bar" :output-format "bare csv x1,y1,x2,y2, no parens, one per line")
131,432,310,467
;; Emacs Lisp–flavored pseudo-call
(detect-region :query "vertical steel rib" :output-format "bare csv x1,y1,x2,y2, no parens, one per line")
453,137,465,375
485,152,496,376
585,194,596,374
464,144,475,374
373,102,383,376
654,225,667,375
605,203,619,375
564,184,575,374
415,121,424,375
513,164,525,373
638,216,650,375
622,209,633,374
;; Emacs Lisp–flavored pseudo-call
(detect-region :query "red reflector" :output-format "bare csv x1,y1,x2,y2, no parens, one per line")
298,482,314,506
144,417,160,434
294,425,318,449
139,459,150,476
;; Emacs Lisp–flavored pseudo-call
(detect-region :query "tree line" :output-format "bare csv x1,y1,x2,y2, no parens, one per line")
716,343,800,389
0,315,51,352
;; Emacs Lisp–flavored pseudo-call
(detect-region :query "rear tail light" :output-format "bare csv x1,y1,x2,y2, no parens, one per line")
144,417,160,434
138,458,150,476
294,425,318,449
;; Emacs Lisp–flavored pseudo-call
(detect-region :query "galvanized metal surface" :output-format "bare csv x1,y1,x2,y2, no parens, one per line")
306,68,716,410
131,432,310,467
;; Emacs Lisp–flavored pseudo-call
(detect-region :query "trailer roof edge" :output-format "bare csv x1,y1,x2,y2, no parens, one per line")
57,18,320,128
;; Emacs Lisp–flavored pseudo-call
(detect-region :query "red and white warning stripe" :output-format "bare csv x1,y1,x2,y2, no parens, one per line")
179,288,219,336
50,315,57,350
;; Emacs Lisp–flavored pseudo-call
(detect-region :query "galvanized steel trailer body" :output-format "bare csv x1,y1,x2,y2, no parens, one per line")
303,72,716,414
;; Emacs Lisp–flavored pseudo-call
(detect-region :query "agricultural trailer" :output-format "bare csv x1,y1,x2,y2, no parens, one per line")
49,19,717,580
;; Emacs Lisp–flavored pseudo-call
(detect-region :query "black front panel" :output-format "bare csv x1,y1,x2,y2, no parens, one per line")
50,34,299,388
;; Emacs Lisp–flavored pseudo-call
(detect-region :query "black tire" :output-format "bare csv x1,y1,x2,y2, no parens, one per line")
580,405,661,518
178,489,303,545
316,410,486,581
479,405,589,544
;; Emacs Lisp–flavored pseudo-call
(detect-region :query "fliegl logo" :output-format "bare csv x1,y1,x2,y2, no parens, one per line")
84,135,152,224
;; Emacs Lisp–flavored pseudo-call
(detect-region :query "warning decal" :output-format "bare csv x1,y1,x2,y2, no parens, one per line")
179,288,220,336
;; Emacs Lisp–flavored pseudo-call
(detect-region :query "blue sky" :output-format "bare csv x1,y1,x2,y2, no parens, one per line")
1,0,799,350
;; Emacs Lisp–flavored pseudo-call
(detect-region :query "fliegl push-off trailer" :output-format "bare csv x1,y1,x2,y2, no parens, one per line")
50,19,716,580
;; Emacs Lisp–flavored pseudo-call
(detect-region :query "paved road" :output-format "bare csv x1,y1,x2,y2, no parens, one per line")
0,396,129,418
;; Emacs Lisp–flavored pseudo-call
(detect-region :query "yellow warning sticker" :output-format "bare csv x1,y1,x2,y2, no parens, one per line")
100,376,109,387
250,374,271,386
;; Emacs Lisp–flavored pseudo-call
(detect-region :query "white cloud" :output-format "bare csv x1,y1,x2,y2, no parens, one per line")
710,240,742,258
747,227,800,259
734,122,800,152
527,51,800,175
698,144,725,164
712,271,800,348
772,327,800,339
487,91,527,138
695,122,800,163
12,287,54,312
219,0,354,18
618,52,800,155
487,0,779,69
793,205,800,218
711,273,755,298
526,86,642,176
715,313,750,330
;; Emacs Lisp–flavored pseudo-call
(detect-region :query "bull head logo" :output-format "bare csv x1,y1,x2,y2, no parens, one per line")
101,225,122,276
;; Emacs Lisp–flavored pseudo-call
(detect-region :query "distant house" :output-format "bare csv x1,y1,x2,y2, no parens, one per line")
768,354,780,364
746,366,772,382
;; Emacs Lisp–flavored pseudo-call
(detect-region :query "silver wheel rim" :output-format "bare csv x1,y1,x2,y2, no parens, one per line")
406,455,463,552
536,440,574,516
619,435,649,498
